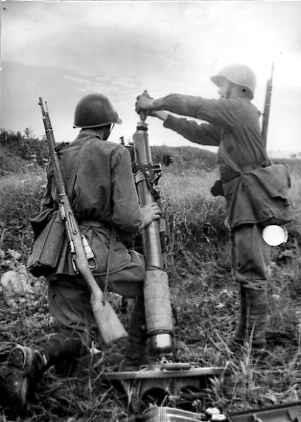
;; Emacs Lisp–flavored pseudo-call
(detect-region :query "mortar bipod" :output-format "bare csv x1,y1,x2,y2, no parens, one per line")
105,363,224,413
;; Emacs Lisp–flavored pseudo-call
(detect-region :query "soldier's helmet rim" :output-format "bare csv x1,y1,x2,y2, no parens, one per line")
73,93,122,129
211,64,256,99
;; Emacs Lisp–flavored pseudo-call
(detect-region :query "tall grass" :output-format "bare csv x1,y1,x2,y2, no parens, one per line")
1,161,301,420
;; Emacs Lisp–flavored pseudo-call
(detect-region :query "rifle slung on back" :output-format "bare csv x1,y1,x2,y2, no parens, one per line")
38,97,128,344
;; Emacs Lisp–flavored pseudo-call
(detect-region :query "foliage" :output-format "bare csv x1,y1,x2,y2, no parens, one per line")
160,167,228,265
0,170,45,257
151,145,217,172
0,129,48,172
0,244,300,420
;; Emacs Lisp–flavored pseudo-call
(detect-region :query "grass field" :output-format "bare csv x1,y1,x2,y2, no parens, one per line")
0,159,301,421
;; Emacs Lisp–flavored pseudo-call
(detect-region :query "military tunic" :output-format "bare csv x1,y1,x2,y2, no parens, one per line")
153,94,291,287
38,129,145,331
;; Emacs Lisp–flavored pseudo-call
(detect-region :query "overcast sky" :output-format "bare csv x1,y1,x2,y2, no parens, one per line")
1,1,301,154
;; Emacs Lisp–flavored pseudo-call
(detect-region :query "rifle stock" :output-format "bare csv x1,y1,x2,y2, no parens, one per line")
38,97,128,344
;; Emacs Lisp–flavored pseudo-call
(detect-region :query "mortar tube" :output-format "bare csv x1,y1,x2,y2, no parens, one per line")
133,118,173,353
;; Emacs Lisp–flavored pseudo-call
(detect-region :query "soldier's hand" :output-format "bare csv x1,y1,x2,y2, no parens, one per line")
140,203,161,229
135,91,154,114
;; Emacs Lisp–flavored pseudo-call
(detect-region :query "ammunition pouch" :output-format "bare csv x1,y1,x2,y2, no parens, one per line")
27,211,65,277
210,179,224,197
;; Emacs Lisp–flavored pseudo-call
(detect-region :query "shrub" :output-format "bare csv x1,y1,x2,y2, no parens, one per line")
0,170,45,256
0,129,49,168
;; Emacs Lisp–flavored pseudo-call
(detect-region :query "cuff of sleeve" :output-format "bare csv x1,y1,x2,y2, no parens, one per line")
163,114,177,129
152,97,166,111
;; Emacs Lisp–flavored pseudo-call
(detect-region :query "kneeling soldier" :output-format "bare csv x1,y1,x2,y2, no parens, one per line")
3,93,161,409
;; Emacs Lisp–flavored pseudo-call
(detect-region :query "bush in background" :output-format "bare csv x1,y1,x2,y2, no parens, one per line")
0,129,49,172
0,171,45,257
151,145,217,171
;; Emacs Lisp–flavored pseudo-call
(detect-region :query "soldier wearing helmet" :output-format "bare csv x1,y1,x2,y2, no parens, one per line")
3,93,161,410
73,93,122,128
211,64,256,100
136,64,291,353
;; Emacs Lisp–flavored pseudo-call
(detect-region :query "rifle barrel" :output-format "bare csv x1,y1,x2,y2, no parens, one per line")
262,63,274,148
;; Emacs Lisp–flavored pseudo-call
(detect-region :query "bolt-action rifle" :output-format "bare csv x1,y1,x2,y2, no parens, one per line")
38,97,127,344
262,63,274,148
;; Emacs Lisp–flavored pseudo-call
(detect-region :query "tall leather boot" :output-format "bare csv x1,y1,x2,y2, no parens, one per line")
230,284,268,351
230,284,247,348
293,283,301,338
5,333,87,408
9,333,87,376
246,286,268,348
123,295,148,369
244,285,268,349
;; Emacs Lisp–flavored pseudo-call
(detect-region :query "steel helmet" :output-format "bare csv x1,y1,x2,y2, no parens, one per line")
211,64,256,99
73,93,122,128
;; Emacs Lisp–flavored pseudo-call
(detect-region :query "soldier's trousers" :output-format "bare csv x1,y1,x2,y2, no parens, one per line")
47,249,145,343
231,224,271,288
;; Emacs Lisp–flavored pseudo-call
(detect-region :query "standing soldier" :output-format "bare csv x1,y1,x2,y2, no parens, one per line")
3,93,161,409
135,64,291,351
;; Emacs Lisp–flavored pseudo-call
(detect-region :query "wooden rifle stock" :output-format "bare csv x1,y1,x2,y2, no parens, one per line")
38,97,128,344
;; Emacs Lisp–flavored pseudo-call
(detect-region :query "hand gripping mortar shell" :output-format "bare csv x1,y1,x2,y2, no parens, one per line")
132,108,173,353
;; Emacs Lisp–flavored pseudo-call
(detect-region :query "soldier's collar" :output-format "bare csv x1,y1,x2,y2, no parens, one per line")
77,128,105,141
